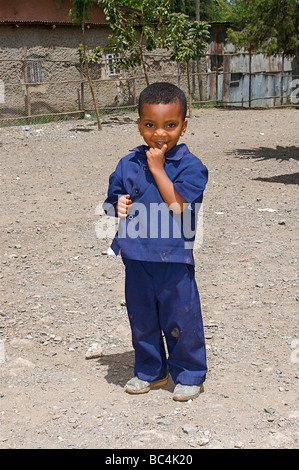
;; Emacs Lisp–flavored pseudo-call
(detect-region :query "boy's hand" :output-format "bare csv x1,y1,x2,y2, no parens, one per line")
146,144,187,214
146,144,167,175
116,194,132,218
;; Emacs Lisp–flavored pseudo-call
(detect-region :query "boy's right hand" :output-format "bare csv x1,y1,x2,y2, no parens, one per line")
116,194,132,218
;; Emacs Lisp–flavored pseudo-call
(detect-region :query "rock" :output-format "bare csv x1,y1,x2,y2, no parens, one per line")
85,343,103,359
182,424,197,434
197,437,210,446
10,357,35,368
8,357,35,376
264,408,275,415
10,337,34,350
234,441,244,449
157,418,171,426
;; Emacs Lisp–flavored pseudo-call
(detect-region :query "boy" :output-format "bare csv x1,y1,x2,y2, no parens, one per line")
103,82,208,401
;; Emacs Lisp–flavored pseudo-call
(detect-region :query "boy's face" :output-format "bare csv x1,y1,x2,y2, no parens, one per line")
138,101,187,153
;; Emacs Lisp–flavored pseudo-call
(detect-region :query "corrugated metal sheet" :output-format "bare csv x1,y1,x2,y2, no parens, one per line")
207,24,294,107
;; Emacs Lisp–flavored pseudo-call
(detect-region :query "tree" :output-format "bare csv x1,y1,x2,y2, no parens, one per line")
161,13,210,116
98,0,172,86
123,0,233,21
227,0,299,68
198,0,233,22
70,0,102,130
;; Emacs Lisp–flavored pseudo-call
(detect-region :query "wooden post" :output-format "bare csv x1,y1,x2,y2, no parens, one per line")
23,47,32,123
280,55,284,106
248,50,252,108
195,0,202,101
81,2,102,130
187,61,193,117
133,76,137,108
80,62,85,119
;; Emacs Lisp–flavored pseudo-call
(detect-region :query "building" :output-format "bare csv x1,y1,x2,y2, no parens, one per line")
207,22,294,107
0,1,296,124
0,0,150,121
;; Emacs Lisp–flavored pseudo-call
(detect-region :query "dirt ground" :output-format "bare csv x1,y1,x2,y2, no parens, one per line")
0,107,298,450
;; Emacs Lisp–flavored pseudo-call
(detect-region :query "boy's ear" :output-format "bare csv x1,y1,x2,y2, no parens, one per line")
137,117,142,135
181,119,188,136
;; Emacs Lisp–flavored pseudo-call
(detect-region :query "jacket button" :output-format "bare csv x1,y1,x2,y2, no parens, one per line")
143,166,147,171
135,188,139,194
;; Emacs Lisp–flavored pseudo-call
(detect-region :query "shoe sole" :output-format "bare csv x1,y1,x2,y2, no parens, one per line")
125,376,168,394
173,384,204,402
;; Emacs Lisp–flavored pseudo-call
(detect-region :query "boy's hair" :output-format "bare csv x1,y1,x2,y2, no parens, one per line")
138,82,187,120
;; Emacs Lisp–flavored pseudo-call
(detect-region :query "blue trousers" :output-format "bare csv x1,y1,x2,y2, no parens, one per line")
122,258,207,385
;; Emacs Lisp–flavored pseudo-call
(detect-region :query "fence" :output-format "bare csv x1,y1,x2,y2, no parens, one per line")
0,51,298,127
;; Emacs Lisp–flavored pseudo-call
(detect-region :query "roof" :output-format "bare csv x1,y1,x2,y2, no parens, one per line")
0,0,132,25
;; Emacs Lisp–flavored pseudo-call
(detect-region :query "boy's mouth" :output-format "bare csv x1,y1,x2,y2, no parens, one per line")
155,142,168,149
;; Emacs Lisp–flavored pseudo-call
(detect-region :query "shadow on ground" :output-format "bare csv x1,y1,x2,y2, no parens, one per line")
96,351,175,393
228,145,299,185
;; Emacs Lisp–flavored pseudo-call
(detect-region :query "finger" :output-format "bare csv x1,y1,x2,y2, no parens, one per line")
118,205,128,216
161,143,167,154
117,208,127,217
117,204,126,217
146,149,153,159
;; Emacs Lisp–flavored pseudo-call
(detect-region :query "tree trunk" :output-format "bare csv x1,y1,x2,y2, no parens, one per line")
140,46,149,86
195,0,200,21
187,61,193,117
81,15,102,131
295,48,299,72
195,0,202,99
23,46,32,124
139,32,149,86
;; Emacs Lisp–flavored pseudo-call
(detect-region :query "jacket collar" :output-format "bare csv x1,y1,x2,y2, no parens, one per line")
130,143,190,161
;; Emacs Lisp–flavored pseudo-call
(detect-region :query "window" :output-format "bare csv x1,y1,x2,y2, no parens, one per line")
210,54,223,72
27,61,42,84
230,73,243,87
106,53,121,76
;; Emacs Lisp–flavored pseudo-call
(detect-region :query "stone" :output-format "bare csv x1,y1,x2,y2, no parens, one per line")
10,337,34,350
85,343,103,359
157,418,171,426
197,437,210,446
182,424,197,434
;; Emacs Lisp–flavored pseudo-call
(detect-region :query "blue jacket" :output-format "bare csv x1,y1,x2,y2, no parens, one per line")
103,143,208,265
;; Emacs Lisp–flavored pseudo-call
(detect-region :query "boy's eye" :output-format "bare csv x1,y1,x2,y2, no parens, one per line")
167,123,176,128
145,123,154,128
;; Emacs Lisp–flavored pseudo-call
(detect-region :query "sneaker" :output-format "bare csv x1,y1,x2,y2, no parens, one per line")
173,383,204,401
125,376,168,394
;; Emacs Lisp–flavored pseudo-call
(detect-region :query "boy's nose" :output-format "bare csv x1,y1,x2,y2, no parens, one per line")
154,128,167,136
